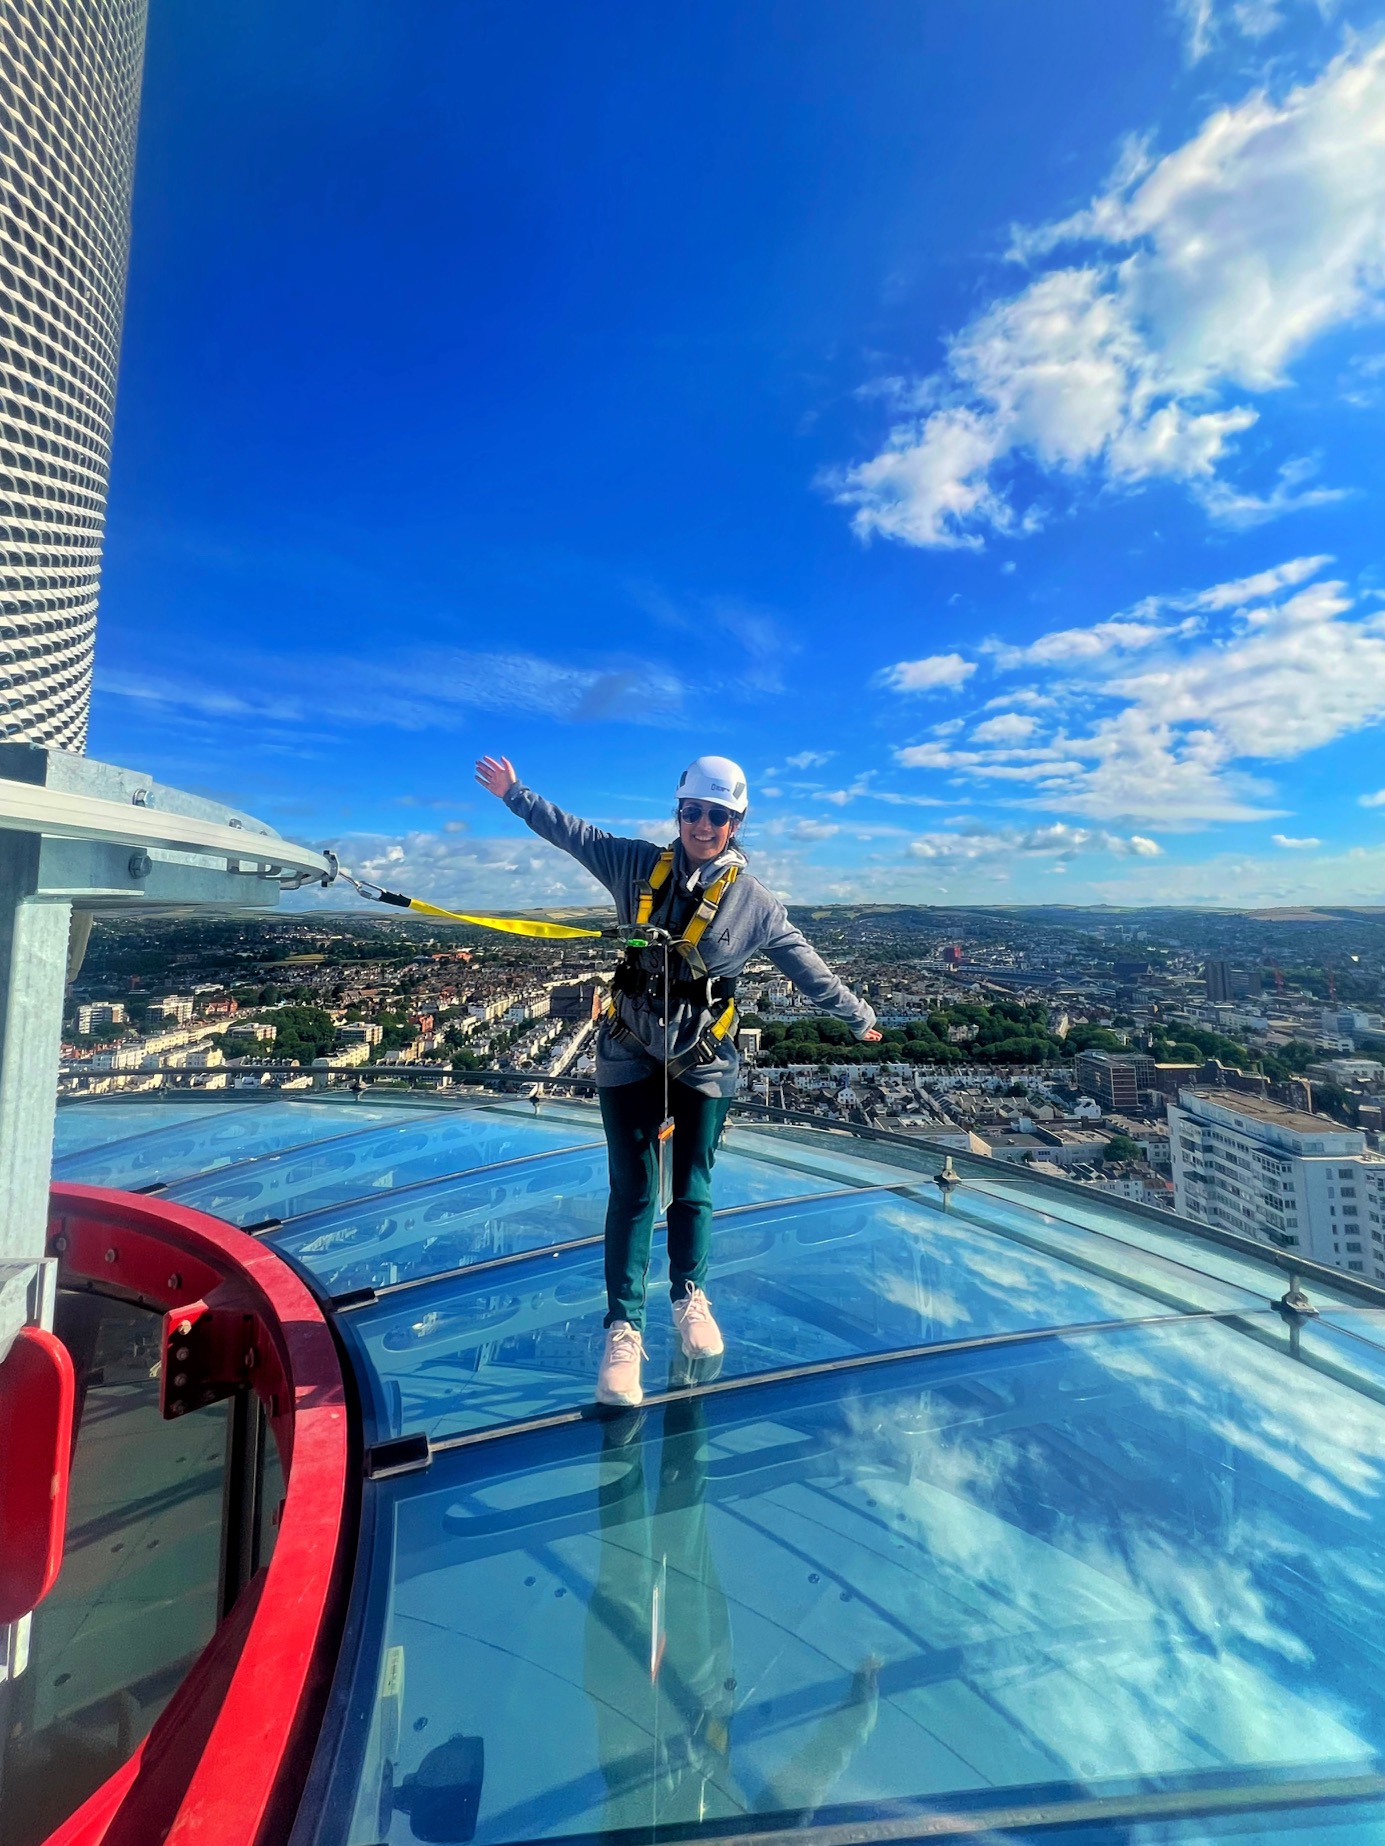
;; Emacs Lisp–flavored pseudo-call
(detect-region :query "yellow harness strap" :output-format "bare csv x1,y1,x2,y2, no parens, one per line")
401,897,602,940
675,863,739,975
633,850,676,927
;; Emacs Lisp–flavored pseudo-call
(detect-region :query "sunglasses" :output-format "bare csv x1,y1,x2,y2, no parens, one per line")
678,801,736,827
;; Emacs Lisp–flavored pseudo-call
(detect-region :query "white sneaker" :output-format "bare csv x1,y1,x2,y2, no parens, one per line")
596,1321,647,1406
672,1283,724,1359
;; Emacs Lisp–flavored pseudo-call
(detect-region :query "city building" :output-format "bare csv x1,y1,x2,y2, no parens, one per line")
1073,1049,1155,1111
1322,1008,1385,1043
1205,960,1233,1003
153,993,195,1023
0,0,148,746
549,980,602,1020
75,1000,124,1034
226,1020,278,1044
1170,1088,1385,1277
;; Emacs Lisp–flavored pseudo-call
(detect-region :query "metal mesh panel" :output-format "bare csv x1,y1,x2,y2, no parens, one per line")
0,0,147,750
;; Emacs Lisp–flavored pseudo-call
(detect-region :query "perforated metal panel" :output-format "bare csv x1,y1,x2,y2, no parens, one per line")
0,0,147,749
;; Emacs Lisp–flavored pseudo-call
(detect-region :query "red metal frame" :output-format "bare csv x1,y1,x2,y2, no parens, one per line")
0,1325,75,1622
40,1184,354,1846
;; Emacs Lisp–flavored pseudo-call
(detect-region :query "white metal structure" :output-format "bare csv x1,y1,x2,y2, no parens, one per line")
0,0,149,749
0,742,330,1295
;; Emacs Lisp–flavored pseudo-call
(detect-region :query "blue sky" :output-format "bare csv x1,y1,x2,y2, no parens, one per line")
92,0,1385,911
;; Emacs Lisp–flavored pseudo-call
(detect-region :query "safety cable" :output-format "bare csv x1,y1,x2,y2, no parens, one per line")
335,864,664,947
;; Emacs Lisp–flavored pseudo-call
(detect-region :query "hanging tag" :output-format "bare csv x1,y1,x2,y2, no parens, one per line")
657,1116,675,1213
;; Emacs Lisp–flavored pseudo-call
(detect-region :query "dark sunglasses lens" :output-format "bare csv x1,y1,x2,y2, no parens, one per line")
681,803,733,827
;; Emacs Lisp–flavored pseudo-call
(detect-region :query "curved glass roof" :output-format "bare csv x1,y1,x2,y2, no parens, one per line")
54,1093,1385,1846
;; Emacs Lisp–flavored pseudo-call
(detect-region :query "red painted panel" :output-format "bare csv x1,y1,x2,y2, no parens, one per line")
40,1185,353,1846
0,1325,75,1620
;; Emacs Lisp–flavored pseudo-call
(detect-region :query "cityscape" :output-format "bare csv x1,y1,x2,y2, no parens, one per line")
60,898,1385,1281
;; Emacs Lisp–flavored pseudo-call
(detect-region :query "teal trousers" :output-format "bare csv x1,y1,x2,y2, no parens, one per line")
598,1074,734,1329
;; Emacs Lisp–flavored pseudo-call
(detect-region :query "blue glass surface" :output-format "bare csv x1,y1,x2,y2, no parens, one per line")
271,1140,846,1297
960,1170,1365,1307
52,1101,219,1158
1318,1311,1385,1352
164,1109,597,1226
349,1185,1265,1440
335,1315,1385,1846
51,1100,416,1189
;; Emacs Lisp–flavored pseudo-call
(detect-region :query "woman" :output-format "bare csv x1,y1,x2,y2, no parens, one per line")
476,751,880,1407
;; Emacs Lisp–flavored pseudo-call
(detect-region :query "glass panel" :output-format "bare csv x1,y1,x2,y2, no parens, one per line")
961,1170,1365,1306
272,1146,847,1298
2,1292,228,1846
52,1101,213,1158
1317,1310,1385,1351
350,1186,1259,1441
165,1110,597,1226
53,1101,425,1191
333,1315,1385,1846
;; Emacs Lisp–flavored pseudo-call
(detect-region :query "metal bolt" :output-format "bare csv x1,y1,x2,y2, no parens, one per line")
104,1247,117,1264
128,849,151,880
170,1403,185,1416
177,1319,193,1335
173,1373,187,1388
167,1272,181,1291
243,1346,257,1371
131,788,149,806
51,1233,67,1254
175,1346,190,1361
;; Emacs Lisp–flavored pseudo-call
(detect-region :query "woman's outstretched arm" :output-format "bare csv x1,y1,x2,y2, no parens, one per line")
475,754,654,894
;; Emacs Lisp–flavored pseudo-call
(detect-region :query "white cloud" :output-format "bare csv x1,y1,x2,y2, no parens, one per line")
1189,553,1333,608
1176,0,1333,63
832,36,1385,547
986,618,1171,670
875,651,977,693
1360,788,1385,807
1272,833,1321,847
907,823,1162,864
971,711,1039,742
896,558,1385,825
99,647,686,732
784,749,835,769
785,818,841,840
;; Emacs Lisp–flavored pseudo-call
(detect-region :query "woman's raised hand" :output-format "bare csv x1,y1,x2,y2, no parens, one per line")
475,755,517,799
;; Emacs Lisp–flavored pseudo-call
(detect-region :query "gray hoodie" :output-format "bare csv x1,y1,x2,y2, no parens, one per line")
504,783,876,1097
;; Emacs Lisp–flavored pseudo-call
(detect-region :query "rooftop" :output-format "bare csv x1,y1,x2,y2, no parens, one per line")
1177,1087,1362,1140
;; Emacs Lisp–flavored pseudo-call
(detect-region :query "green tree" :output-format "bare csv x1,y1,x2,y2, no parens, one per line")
1103,1133,1142,1164
266,1005,337,1064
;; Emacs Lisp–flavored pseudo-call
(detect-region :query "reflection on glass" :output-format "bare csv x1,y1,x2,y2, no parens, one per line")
274,1148,846,1299
53,1101,415,1191
351,1185,1241,1440
52,1101,214,1159
339,1316,1385,1846
167,1111,595,1226
964,1171,1363,1306
273,1146,616,1294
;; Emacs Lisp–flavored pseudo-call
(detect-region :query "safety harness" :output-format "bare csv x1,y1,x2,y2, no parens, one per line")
604,848,741,1080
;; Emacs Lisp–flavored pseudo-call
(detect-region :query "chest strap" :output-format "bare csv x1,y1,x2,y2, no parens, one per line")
606,854,742,1069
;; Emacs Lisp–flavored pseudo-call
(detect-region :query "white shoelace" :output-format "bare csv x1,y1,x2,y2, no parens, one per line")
676,1286,714,1326
607,1323,648,1361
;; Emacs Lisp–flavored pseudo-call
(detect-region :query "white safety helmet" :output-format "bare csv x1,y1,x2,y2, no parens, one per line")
676,755,749,817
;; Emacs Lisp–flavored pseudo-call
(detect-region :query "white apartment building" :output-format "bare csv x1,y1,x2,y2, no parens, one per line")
1322,1008,1385,1044
1170,1088,1385,1280
154,994,195,1024
76,1002,127,1035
